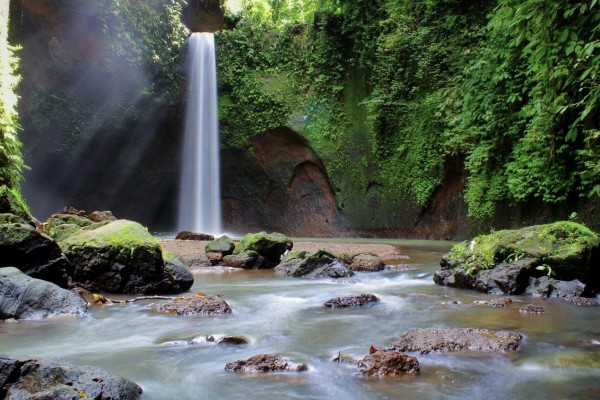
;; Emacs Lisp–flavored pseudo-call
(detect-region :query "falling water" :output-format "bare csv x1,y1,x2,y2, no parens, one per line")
178,33,222,234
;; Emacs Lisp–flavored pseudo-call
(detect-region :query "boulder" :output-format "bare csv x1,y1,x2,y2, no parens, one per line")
0,354,142,399
473,297,513,308
235,232,293,266
0,186,35,226
519,304,545,314
274,250,354,279
40,213,94,242
435,222,600,295
0,267,87,320
565,296,599,307
153,295,231,316
340,253,385,272
163,256,194,293
175,231,215,241
205,235,235,256
218,336,250,346
0,213,28,225
222,251,266,269
225,354,307,373
88,210,117,222
324,294,380,308
524,276,591,298
0,223,70,287
388,328,523,354
59,219,191,294
358,350,420,377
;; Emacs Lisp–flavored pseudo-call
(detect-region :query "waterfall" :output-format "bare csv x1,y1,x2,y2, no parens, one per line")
178,33,222,234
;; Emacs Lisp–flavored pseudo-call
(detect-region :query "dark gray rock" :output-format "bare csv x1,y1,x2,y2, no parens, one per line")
275,250,354,279
0,354,142,399
324,294,379,308
524,276,590,298
0,223,69,287
222,251,266,269
225,354,307,373
163,259,194,293
358,350,420,376
0,267,87,320
218,336,250,346
235,232,293,266
153,295,232,316
388,328,523,354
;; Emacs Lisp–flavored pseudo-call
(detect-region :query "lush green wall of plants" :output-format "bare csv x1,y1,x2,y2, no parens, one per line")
216,0,600,226
0,1,24,189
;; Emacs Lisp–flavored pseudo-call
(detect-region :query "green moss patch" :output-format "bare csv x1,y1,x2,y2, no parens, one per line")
60,219,160,251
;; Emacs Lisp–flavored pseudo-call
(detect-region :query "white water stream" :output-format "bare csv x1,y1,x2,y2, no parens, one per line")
178,32,222,234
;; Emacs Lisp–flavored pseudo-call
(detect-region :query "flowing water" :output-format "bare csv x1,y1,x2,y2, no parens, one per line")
178,32,222,234
1,239,599,399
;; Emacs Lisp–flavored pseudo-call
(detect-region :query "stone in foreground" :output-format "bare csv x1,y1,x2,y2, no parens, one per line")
0,267,87,320
0,354,142,399
153,295,232,316
358,350,420,376
324,294,380,308
225,354,307,373
388,328,522,354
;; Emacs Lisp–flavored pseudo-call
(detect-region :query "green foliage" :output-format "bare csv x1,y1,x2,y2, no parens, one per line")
0,3,24,189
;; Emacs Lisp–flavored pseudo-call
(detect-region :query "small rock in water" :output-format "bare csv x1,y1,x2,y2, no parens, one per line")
441,300,462,305
324,294,380,308
473,297,512,308
519,304,545,314
388,327,523,354
176,231,215,241
358,350,420,377
153,295,232,316
565,297,599,307
218,336,250,346
385,264,414,271
225,354,307,373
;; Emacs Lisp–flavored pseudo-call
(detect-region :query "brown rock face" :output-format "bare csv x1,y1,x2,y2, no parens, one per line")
182,0,224,32
388,328,523,354
358,350,420,377
222,127,346,236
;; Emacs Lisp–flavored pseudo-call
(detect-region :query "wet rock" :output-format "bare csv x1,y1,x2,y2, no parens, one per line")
275,250,354,279
0,267,87,320
385,264,413,272
163,257,194,293
0,213,28,225
59,220,190,294
519,304,545,314
225,354,307,373
175,231,215,241
388,328,523,354
0,354,142,399
435,222,600,295
339,253,385,272
153,295,232,316
324,294,380,308
235,232,293,266
564,296,599,307
218,336,250,346
473,297,513,308
0,223,70,287
206,252,224,265
205,235,236,256
358,350,420,377
524,276,591,298
222,250,266,269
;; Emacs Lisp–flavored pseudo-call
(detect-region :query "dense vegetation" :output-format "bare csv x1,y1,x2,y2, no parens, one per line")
0,2,24,190
217,0,600,223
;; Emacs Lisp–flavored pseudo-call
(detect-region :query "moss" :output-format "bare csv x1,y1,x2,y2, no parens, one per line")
60,219,160,252
0,185,33,225
448,221,599,272
0,212,27,225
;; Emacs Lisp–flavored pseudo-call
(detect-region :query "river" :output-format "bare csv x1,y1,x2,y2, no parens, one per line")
1,239,599,399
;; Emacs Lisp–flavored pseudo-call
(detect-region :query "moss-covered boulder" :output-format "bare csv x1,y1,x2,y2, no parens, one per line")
40,213,95,242
235,232,293,267
205,235,235,256
0,213,28,225
59,220,193,294
0,186,35,226
0,223,70,287
434,222,600,295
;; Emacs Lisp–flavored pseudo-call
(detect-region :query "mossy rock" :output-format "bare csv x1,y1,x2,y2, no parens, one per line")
41,213,94,241
274,249,353,279
0,186,34,226
0,213,28,225
205,235,236,255
0,223,69,287
444,221,599,283
60,220,189,294
234,231,293,265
